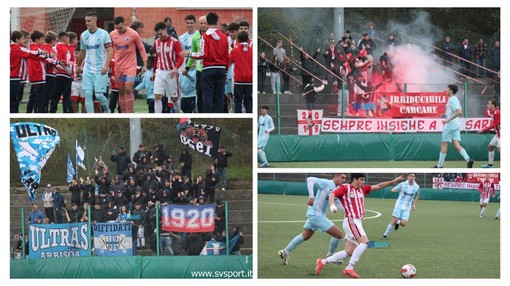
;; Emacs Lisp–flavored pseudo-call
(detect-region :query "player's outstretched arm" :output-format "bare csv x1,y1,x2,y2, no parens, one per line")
371,175,404,192
328,193,337,213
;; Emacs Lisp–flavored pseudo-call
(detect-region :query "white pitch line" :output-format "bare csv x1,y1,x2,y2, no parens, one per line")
259,206,382,223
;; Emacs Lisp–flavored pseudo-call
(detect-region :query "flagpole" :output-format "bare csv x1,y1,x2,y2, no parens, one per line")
21,208,25,259
225,201,229,255
75,141,78,179
156,202,160,256
88,205,92,256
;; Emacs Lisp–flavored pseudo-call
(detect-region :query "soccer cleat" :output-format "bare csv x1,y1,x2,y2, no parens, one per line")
394,223,400,231
343,268,360,278
467,159,474,168
481,164,493,168
432,165,443,168
382,234,388,239
495,217,499,220
278,250,289,265
315,259,325,275
259,161,269,167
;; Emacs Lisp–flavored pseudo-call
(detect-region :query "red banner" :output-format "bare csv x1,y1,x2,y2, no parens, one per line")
348,92,447,118
321,118,493,133
161,204,216,233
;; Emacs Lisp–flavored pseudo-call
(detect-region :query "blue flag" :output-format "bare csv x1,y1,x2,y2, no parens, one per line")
67,153,75,183
10,122,60,203
200,234,240,255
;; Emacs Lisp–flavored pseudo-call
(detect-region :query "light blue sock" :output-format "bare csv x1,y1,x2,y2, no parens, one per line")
284,233,305,253
258,148,267,163
438,152,447,167
328,238,341,255
85,90,95,113
384,223,393,236
459,148,470,161
95,92,111,113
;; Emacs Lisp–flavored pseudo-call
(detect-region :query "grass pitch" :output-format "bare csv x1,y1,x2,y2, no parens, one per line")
258,194,500,278
267,160,500,168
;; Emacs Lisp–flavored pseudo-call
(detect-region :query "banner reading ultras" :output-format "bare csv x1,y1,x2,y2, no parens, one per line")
321,118,493,133
93,222,133,256
162,204,216,233
29,223,89,259
349,92,447,118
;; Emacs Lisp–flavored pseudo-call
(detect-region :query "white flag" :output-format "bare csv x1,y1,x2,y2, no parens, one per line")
76,140,86,170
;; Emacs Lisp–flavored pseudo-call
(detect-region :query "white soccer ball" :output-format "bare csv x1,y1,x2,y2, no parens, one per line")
401,264,417,278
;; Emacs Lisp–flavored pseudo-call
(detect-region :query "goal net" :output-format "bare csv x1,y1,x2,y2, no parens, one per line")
11,8,76,33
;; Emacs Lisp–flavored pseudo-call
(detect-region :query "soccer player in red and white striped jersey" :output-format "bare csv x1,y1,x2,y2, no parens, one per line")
152,21,184,113
478,174,495,218
49,32,73,113
478,99,500,168
315,173,403,278
10,30,49,113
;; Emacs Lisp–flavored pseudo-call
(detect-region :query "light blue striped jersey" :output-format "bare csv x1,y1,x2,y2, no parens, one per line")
258,114,274,147
393,180,420,211
80,28,112,74
445,95,462,130
306,177,337,217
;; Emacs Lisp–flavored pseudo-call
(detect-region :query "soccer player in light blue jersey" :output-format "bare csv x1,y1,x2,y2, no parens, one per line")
434,84,474,168
76,12,113,113
278,174,346,265
258,105,275,167
382,173,420,238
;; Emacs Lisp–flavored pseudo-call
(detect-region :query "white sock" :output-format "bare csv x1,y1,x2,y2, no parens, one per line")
488,151,495,165
348,243,368,267
324,250,349,265
155,100,162,113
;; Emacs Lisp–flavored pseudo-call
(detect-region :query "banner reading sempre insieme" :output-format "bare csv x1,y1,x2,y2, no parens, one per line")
29,223,89,259
162,204,216,233
321,118,494,133
93,222,133,256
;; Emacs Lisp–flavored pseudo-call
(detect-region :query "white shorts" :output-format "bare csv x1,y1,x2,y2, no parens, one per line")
71,80,85,101
342,217,366,243
490,135,500,148
480,197,490,204
154,69,179,98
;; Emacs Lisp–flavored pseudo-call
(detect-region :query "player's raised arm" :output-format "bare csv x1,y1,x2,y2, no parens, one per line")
371,175,404,192
306,177,317,206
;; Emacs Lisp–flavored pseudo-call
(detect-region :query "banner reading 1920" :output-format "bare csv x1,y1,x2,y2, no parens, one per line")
162,204,216,233
29,223,90,259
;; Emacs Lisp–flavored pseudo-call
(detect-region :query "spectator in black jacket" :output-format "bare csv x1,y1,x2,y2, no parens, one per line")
459,38,473,77
214,146,233,191
53,187,65,224
214,200,226,235
111,146,132,175
205,165,220,203
300,47,320,91
230,225,244,255
69,177,81,206
132,144,152,166
91,202,106,223
152,143,170,167
122,163,137,183
179,148,193,179
80,177,95,205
